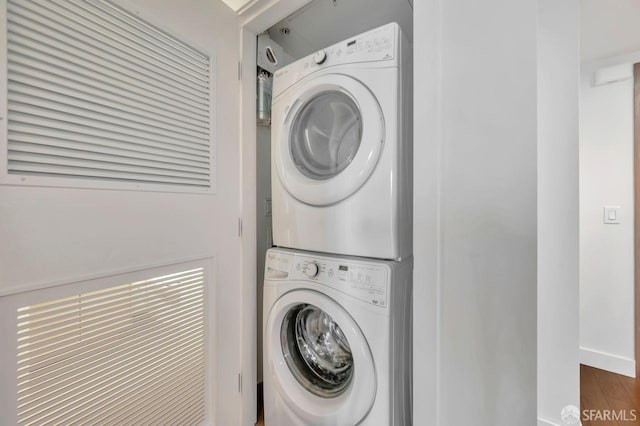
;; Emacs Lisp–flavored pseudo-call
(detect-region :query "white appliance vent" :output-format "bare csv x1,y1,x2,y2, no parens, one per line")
12,267,206,425
4,0,214,191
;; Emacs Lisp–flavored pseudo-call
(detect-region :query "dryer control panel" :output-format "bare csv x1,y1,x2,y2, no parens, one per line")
272,22,400,98
265,249,389,308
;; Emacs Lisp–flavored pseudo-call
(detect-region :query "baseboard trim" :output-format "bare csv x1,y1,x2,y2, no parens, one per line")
539,415,585,426
580,347,636,378
538,416,561,426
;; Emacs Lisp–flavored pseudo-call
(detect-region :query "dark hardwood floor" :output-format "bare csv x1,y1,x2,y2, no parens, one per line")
256,382,264,426
581,364,640,425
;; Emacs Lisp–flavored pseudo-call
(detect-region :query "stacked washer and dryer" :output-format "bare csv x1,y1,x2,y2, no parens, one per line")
263,23,413,426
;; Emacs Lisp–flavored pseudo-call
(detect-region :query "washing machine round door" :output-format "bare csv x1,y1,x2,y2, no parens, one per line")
265,289,376,425
276,74,384,206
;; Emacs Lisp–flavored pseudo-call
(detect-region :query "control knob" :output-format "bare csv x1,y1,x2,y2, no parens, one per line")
313,50,327,64
303,262,319,278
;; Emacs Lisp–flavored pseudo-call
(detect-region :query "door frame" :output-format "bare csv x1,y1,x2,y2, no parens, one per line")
236,3,434,426
237,1,314,424
634,62,640,378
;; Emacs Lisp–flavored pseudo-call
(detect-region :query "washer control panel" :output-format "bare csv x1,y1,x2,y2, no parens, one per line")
265,250,389,307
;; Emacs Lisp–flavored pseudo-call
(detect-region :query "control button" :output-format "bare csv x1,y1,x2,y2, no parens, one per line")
328,268,334,277
296,263,301,271
313,50,327,64
304,262,319,278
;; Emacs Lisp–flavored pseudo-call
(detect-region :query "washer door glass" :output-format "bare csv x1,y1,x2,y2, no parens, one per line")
281,304,354,398
290,91,362,180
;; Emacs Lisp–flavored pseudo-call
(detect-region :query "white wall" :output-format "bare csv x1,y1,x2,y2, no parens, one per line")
537,0,581,424
256,124,271,383
414,0,580,425
0,1,244,424
438,0,538,422
581,0,640,63
412,0,440,422
579,52,638,378
414,0,538,424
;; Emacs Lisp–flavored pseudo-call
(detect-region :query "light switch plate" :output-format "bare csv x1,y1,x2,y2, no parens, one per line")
603,206,621,224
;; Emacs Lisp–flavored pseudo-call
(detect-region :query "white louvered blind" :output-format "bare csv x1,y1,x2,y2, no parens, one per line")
4,0,214,191
15,267,206,425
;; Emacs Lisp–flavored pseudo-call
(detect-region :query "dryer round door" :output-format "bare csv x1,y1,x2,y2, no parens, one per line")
275,74,384,206
265,289,376,425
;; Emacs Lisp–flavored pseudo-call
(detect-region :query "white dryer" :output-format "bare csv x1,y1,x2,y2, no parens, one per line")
263,248,412,426
271,23,412,260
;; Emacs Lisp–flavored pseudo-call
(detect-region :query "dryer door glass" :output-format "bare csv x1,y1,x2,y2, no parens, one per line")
290,91,362,180
281,304,354,397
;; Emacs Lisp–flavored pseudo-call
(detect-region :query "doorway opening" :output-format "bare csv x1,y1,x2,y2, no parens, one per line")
579,0,640,419
248,0,413,424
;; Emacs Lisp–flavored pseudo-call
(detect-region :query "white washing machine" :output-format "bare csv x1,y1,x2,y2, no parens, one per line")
263,248,412,426
271,23,412,260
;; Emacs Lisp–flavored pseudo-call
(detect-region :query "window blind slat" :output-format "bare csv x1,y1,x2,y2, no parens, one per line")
16,267,206,425
7,30,208,111
21,348,204,425
17,288,204,358
8,105,210,154
18,321,203,401
17,300,203,374
9,69,209,132
19,312,203,387
9,119,211,160
9,135,209,171
90,359,204,425
9,162,210,187
116,370,204,425
8,51,209,122
80,0,209,69
17,270,204,324
17,273,204,329
9,153,210,181
6,0,214,190
9,87,208,141
45,0,210,86
19,340,203,424
10,143,211,175
7,4,209,101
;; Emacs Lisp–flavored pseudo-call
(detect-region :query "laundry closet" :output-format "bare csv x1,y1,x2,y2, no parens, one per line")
0,0,571,424
254,0,413,424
